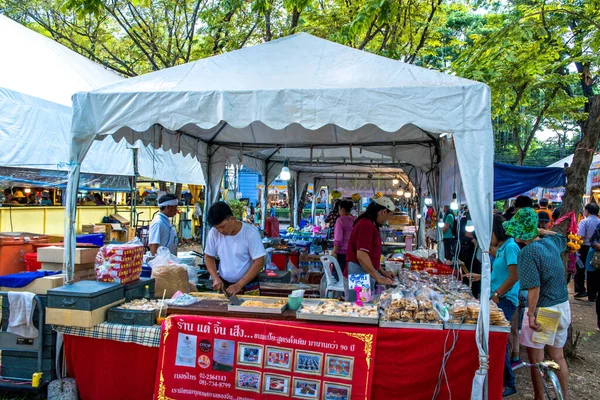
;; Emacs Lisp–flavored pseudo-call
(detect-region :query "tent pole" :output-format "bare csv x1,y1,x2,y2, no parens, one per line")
311,178,317,224
64,163,82,284
202,146,212,249
261,161,268,231
131,148,139,228
293,175,299,229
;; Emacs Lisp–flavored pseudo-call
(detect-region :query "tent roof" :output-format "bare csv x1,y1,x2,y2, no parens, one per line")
547,153,600,168
0,15,122,106
0,16,204,185
71,33,491,173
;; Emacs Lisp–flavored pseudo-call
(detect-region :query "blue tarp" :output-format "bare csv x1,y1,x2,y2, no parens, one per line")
494,162,566,201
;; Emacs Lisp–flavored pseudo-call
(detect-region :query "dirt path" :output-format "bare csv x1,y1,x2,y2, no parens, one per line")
512,281,600,400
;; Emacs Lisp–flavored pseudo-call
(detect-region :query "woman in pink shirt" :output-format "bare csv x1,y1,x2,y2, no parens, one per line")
331,200,356,280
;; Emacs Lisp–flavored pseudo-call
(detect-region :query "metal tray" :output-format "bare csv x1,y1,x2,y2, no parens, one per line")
379,320,443,330
227,298,288,314
443,322,510,333
296,301,379,325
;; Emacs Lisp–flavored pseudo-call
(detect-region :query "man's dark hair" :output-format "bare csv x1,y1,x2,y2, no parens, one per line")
539,198,549,207
158,193,178,211
492,214,508,242
207,201,234,226
585,202,600,216
514,195,533,210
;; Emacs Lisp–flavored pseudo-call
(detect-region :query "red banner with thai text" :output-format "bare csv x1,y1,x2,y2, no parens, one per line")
154,315,377,400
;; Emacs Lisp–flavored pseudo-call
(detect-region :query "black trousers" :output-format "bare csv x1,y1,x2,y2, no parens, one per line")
588,269,600,302
458,242,482,299
443,238,455,261
576,245,590,294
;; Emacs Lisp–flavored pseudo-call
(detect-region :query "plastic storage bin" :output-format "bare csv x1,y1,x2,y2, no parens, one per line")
24,252,41,272
76,234,104,247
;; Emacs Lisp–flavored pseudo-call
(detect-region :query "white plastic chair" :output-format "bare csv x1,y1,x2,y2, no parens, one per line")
320,255,345,298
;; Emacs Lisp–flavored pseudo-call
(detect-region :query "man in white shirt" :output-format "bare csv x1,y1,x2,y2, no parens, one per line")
205,201,266,296
148,194,179,255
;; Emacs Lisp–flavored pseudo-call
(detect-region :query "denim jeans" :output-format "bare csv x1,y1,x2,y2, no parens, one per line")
497,298,517,389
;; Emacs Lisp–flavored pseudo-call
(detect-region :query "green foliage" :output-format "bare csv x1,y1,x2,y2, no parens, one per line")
226,198,247,221
1,0,598,168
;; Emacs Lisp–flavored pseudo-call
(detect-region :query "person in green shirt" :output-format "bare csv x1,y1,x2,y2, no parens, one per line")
442,205,455,261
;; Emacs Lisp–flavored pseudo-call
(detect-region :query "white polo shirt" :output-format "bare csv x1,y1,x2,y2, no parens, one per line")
148,212,178,255
204,223,266,282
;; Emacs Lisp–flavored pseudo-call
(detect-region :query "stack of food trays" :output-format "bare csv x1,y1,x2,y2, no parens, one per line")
378,289,443,329
228,298,288,314
444,299,510,332
296,300,379,325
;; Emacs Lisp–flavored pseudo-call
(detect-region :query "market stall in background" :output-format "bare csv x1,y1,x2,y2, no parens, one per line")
0,26,505,400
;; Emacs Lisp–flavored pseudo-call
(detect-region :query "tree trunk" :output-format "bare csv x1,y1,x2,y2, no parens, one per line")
561,95,600,217
175,183,183,201
558,95,600,359
297,184,308,225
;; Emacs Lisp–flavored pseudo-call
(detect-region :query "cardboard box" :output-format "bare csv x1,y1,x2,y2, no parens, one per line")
110,214,130,225
73,269,97,282
81,225,95,234
127,227,137,241
93,225,107,233
45,299,124,328
37,247,98,264
40,262,95,272
0,274,65,295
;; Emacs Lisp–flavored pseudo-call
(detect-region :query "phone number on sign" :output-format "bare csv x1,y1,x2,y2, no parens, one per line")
198,379,231,389
198,373,227,382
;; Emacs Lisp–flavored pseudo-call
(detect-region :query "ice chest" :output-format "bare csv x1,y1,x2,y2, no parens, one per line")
124,277,155,301
47,280,124,311
107,306,158,326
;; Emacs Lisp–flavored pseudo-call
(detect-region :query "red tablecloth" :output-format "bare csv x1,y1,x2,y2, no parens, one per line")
65,326,507,400
372,328,507,400
64,335,159,400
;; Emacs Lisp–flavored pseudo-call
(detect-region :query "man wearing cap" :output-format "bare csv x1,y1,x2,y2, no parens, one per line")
148,193,179,255
40,191,53,206
503,208,570,399
537,211,551,229
204,201,266,296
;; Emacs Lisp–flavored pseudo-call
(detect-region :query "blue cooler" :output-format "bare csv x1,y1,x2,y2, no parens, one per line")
76,234,104,247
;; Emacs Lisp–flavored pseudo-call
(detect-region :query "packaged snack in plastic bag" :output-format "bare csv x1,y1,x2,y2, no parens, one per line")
95,238,144,283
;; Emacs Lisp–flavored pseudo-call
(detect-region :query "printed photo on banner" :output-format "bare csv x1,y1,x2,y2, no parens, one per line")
197,355,210,369
263,373,291,396
235,369,261,393
323,382,352,400
264,346,293,371
292,377,320,399
324,354,354,380
237,343,264,367
294,350,323,375
175,333,197,367
212,339,235,372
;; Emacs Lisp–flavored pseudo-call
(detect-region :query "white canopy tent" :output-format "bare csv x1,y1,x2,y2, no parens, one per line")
0,15,205,186
68,33,494,398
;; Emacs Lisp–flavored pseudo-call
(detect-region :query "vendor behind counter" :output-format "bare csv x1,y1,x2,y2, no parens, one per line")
204,201,266,296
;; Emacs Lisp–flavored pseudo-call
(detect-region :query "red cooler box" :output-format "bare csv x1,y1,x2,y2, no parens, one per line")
0,233,49,275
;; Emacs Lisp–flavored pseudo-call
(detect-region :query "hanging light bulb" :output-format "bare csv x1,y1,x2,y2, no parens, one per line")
392,178,399,186
396,190,402,196
416,213,422,219
424,194,433,206
465,220,475,233
24,188,31,194
280,159,291,181
450,192,459,210
404,191,411,198
438,220,445,228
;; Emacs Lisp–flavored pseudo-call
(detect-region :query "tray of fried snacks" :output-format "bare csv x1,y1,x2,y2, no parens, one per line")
228,297,288,314
107,299,167,326
444,300,510,332
297,301,379,324
378,288,445,329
